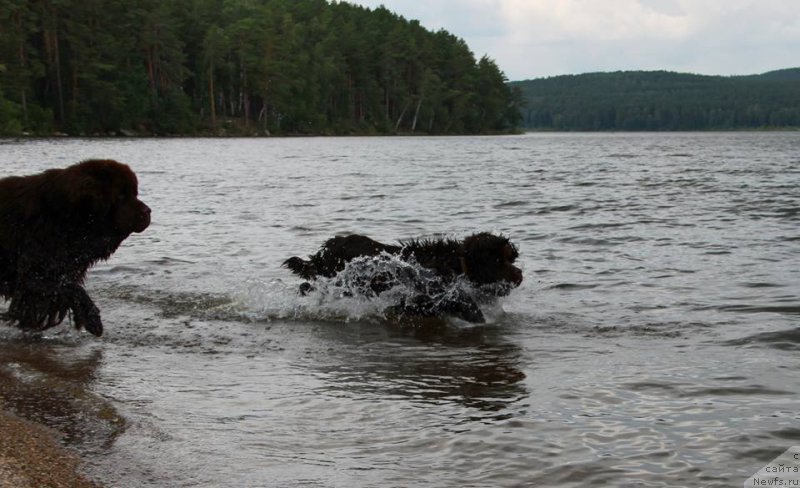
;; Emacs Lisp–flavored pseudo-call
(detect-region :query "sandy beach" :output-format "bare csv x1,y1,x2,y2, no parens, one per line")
0,408,98,488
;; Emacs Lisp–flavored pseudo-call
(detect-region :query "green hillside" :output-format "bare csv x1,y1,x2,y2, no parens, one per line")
749,68,800,81
510,69,800,131
0,0,521,136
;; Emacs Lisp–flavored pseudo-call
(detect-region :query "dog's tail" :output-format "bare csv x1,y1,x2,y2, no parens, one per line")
282,256,318,279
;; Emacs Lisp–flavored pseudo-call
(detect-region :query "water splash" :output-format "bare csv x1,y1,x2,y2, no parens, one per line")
234,253,509,325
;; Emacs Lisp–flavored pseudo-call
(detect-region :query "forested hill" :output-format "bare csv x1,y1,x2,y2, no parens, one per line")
511,69,800,131
0,0,522,136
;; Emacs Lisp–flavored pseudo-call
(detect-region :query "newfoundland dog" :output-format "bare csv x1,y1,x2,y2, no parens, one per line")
0,159,151,336
283,232,522,323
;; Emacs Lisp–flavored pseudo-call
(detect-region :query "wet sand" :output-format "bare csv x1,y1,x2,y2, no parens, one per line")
0,407,99,488
0,326,127,488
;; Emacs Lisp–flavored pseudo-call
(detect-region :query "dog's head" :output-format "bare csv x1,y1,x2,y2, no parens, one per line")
58,159,151,235
461,232,522,294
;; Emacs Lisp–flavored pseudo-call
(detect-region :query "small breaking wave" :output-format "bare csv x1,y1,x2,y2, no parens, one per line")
234,253,512,325
89,254,514,328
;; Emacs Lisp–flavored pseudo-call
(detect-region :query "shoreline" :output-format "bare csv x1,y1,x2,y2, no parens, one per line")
0,407,99,488
0,127,797,139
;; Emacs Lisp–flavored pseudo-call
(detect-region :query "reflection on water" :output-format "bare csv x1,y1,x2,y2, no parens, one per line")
309,323,527,415
0,133,799,487
0,333,125,453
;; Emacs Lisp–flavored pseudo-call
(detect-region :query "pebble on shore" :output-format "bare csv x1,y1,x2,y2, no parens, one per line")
0,409,99,488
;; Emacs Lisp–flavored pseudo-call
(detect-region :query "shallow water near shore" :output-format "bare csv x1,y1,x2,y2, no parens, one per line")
1,133,799,487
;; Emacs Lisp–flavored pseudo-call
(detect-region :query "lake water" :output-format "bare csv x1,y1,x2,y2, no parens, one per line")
0,132,799,487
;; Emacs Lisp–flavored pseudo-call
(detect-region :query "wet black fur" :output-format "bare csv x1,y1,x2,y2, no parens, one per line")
0,160,151,336
283,232,522,323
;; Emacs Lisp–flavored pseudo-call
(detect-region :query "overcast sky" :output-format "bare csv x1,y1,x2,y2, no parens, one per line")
346,0,800,81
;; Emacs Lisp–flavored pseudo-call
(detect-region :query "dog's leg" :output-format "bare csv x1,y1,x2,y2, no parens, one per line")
6,282,103,336
437,294,485,323
63,284,103,337
6,271,61,331
6,290,49,331
6,261,71,331
384,292,486,323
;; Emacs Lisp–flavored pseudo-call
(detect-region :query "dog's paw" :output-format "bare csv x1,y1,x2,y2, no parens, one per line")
83,312,104,337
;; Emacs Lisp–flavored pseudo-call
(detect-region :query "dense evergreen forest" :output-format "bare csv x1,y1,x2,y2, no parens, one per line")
0,0,522,136
512,69,800,131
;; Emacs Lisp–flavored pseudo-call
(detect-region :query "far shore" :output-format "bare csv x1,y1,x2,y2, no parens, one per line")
1,127,799,140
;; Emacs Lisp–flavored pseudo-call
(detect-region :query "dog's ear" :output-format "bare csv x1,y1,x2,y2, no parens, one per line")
43,161,115,221
62,171,112,219
462,232,514,284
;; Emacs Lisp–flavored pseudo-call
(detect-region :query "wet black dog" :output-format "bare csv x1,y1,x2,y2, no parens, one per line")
0,159,151,336
283,232,522,323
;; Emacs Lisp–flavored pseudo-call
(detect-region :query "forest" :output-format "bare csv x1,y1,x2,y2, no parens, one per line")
511,69,800,131
0,0,522,136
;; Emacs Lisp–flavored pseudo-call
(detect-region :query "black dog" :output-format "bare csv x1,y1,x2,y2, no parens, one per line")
0,159,151,336
283,232,522,323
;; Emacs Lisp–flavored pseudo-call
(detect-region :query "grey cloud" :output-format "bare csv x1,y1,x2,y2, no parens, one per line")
348,0,799,80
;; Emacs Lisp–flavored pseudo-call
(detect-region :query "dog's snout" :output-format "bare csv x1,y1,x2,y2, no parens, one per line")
509,266,523,286
135,201,151,232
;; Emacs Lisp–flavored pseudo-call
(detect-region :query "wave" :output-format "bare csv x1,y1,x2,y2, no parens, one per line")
90,254,515,327
722,327,800,350
233,254,512,325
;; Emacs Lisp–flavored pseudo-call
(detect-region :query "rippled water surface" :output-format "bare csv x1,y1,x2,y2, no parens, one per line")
1,133,799,487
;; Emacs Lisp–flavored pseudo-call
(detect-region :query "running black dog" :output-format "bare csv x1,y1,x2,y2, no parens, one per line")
0,159,151,336
283,232,522,323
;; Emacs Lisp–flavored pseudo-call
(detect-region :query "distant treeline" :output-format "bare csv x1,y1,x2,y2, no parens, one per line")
511,69,800,131
0,0,522,136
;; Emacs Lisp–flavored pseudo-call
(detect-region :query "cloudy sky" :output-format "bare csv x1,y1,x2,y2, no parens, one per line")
346,0,800,81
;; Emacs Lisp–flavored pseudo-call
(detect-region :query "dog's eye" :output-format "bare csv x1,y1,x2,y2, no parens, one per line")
503,245,519,262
